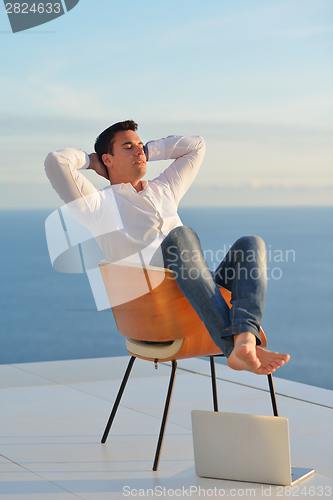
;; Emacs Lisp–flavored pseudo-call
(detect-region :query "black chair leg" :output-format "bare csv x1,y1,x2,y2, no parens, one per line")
267,373,279,416
153,360,177,471
210,356,219,412
101,355,136,443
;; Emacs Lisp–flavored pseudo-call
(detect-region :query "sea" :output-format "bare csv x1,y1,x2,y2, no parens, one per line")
0,207,332,391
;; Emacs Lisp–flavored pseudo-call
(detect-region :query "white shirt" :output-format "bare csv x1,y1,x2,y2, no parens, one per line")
45,135,205,267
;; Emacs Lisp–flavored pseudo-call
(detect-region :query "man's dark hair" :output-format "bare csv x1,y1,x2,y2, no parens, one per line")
94,120,138,165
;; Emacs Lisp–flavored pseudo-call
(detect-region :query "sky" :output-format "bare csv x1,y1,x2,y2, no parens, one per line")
0,0,332,208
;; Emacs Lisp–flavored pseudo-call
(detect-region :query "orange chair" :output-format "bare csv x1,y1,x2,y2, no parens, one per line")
99,261,279,470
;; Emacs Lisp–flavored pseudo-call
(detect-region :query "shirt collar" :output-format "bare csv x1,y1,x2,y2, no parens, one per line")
109,180,148,193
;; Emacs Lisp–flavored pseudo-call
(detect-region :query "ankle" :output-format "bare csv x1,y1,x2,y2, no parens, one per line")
233,331,256,347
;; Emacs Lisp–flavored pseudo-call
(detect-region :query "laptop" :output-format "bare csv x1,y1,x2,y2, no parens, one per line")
191,410,314,486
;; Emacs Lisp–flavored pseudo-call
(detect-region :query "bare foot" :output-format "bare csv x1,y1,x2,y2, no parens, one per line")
227,332,290,375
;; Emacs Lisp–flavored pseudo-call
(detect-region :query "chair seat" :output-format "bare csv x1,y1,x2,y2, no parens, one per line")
126,338,184,359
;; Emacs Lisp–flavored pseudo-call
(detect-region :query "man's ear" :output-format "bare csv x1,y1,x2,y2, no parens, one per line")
102,153,113,168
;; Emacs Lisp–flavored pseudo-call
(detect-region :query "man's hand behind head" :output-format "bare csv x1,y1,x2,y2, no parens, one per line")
88,153,109,180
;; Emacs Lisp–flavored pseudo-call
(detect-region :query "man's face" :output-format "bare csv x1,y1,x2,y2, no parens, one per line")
103,130,146,186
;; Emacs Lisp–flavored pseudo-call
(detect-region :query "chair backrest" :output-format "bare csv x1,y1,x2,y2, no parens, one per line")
99,261,266,360
99,261,227,340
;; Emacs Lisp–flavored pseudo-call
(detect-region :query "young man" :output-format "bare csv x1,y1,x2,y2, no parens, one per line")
45,120,290,375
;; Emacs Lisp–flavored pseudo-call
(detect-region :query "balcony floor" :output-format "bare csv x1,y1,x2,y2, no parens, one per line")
0,356,332,499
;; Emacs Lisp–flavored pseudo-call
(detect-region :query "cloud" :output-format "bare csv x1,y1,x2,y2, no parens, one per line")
199,179,333,189
181,183,333,207
142,0,332,49
267,25,332,38
0,75,109,118
1,115,332,179
0,180,331,210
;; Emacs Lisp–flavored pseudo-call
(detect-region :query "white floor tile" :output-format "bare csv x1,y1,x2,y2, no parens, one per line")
290,433,333,479
213,368,333,407
273,397,333,437
293,387,333,407
0,365,56,389
0,384,109,422
0,466,82,499
175,358,229,374
12,356,172,385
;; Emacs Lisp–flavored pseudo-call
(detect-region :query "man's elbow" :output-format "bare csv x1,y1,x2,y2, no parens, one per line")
44,151,59,168
44,151,57,173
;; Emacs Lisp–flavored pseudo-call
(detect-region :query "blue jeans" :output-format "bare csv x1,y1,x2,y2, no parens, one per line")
152,226,267,358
